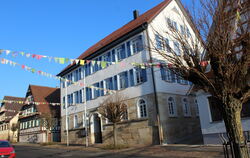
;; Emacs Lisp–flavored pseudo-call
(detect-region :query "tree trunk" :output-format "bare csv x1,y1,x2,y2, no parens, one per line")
222,98,249,158
113,123,117,147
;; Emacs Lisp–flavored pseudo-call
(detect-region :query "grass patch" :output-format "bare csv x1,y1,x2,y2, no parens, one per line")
102,144,129,150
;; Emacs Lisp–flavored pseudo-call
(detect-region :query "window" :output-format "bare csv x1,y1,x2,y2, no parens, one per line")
36,119,40,127
117,44,126,61
126,41,131,57
103,52,111,66
155,34,163,50
119,71,128,89
166,18,178,31
67,73,73,86
85,62,91,77
93,59,99,72
113,76,118,90
172,21,178,31
67,94,73,105
168,97,177,117
78,68,82,80
195,99,199,116
135,68,147,84
242,100,250,118
111,50,116,62
123,105,129,120
131,35,143,54
165,38,170,52
208,96,223,122
174,42,180,56
79,90,83,103
86,87,92,101
105,77,113,94
183,98,191,117
160,68,175,82
93,83,100,99
100,81,104,96
74,115,78,128
138,99,147,118
74,91,79,104
180,25,185,35
74,69,79,82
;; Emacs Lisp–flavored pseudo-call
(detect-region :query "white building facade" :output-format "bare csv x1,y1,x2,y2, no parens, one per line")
58,0,203,145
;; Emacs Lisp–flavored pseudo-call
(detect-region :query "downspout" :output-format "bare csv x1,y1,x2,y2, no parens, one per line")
144,24,163,145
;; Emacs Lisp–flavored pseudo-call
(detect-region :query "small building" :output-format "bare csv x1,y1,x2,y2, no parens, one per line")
18,85,61,143
57,0,203,145
196,92,250,144
0,96,25,142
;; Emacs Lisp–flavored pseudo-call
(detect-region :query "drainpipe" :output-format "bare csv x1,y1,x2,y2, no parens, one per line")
144,24,163,145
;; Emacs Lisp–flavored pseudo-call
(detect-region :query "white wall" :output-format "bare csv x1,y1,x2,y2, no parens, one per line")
146,0,196,95
60,32,155,117
196,91,250,135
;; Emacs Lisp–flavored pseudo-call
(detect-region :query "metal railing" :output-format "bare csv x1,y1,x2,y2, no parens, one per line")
220,131,250,158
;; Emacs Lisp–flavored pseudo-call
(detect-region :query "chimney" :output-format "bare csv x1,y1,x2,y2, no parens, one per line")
133,10,139,20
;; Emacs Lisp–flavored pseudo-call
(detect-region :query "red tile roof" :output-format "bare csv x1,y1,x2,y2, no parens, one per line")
1,96,25,122
28,85,60,115
59,0,172,75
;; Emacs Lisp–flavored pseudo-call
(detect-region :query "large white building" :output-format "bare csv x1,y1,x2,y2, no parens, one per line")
57,0,203,145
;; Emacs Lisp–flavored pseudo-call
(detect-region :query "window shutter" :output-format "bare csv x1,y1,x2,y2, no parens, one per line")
160,68,166,81
113,76,118,90
171,71,176,82
142,69,147,82
125,71,129,88
137,35,143,52
129,69,135,86
176,75,181,84
126,41,131,57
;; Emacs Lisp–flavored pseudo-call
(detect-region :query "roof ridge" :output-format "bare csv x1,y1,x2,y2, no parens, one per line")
58,0,172,76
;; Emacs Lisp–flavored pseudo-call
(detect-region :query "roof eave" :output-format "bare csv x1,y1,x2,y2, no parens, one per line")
57,22,149,77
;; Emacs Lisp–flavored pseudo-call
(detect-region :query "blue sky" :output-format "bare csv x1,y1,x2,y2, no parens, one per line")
0,0,191,100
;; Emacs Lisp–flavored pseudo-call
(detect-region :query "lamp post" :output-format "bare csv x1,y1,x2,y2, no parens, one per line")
65,80,69,146
84,77,88,147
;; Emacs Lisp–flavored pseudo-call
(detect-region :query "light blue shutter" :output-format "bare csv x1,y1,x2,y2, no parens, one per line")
142,69,147,82
114,76,118,90
160,68,166,81
129,69,134,86
126,41,131,57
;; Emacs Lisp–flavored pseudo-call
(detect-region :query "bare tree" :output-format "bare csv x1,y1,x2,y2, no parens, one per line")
40,113,58,143
150,0,249,157
98,94,127,147
10,123,19,142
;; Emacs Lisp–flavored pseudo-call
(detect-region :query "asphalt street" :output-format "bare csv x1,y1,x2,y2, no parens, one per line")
14,144,226,158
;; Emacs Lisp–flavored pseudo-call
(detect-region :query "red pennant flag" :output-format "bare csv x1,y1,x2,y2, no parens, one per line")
168,63,173,68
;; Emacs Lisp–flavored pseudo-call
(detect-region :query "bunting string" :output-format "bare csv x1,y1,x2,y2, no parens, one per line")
0,49,210,69
0,99,61,106
0,58,116,93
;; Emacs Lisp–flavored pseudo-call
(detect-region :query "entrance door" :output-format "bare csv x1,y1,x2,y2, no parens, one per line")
93,114,102,143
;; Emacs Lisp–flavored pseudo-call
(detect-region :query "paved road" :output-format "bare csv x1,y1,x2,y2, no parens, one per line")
14,144,225,158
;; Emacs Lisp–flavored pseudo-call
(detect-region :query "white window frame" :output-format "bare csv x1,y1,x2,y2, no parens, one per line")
137,99,147,118
74,115,78,128
195,99,199,116
168,97,177,117
182,98,191,117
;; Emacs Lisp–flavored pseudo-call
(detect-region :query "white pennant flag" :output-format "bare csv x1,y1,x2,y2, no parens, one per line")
75,59,80,64
5,50,11,55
